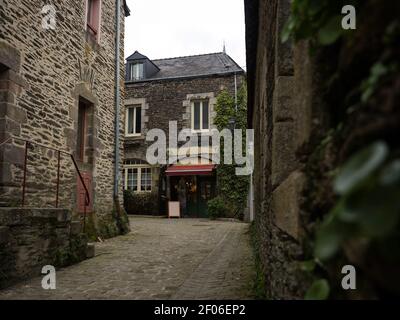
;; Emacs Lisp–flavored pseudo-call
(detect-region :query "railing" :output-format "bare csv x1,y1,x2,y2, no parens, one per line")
0,136,90,229
87,23,98,35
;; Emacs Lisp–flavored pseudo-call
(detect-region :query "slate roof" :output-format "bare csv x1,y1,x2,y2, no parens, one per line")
126,51,149,61
126,52,244,82
123,0,131,17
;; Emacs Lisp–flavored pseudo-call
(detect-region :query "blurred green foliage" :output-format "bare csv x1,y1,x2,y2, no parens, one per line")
315,141,400,261
281,0,359,46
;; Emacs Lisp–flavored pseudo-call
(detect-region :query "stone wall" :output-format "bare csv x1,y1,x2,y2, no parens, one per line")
246,0,322,299
246,0,400,299
0,208,89,289
125,74,244,160
0,0,129,238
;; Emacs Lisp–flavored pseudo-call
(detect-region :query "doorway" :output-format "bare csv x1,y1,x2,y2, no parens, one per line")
169,175,215,218
76,97,94,214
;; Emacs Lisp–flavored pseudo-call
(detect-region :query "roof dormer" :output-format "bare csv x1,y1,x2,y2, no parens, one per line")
125,51,160,82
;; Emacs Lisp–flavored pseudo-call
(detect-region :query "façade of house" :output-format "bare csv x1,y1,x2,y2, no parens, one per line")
0,0,130,287
123,51,245,217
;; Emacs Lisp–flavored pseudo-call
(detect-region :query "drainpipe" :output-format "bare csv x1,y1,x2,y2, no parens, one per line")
114,0,121,199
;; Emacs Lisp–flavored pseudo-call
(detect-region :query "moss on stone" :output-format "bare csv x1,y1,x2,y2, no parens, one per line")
83,213,98,242
249,222,267,299
78,199,130,241
54,234,88,267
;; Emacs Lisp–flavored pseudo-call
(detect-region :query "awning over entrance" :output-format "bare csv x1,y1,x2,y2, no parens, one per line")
165,164,216,176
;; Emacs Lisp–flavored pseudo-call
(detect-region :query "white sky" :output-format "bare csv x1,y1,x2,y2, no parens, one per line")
124,0,246,69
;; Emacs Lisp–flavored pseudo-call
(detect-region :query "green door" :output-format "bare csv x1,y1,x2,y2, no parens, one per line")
197,177,214,218
185,176,215,217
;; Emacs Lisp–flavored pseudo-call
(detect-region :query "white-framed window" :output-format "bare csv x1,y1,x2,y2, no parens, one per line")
124,166,152,192
191,100,210,132
125,104,142,137
130,63,144,81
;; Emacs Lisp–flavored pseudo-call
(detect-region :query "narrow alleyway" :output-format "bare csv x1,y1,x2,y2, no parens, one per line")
0,217,255,300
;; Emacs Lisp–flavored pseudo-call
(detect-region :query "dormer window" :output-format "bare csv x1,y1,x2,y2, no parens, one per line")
86,0,101,42
125,51,160,81
130,63,144,81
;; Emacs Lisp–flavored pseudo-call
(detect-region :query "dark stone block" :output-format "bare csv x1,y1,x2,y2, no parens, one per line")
0,40,21,72
0,226,10,244
0,102,27,123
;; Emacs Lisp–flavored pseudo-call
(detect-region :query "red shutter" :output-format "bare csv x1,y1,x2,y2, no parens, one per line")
77,171,92,213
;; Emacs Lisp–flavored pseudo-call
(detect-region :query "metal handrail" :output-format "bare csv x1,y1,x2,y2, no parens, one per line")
87,23,98,35
0,136,91,221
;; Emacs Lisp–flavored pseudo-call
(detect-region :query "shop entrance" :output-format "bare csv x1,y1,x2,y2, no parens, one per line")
170,175,215,218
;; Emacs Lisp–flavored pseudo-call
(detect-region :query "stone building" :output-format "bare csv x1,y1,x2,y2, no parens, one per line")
124,51,245,217
245,0,323,299
245,0,400,299
0,0,130,287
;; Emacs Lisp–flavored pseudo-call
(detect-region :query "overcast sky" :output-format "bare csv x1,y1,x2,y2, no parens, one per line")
124,0,246,69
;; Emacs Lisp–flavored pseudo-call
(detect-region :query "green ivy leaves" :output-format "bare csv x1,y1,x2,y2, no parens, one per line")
207,196,227,219
318,15,343,45
314,141,400,261
361,62,398,103
281,0,358,46
213,84,249,218
305,279,330,300
334,141,388,194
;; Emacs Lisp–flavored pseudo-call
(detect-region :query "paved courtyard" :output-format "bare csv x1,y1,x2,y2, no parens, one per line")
0,217,255,300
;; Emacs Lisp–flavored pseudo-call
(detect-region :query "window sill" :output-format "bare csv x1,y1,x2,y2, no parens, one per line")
125,134,143,139
190,130,211,135
124,135,145,147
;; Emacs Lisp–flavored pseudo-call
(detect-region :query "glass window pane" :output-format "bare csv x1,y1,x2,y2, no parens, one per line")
138,63,144,79
132,63,144,80
132,168,138,191
193,102,200,130
140,168,152,191
128,108,134,134
146,168,152,191
135,64,140,79
202,101,209,130
135,107,141,134
132,64,137,80
127,168,138,191
141,169,145,190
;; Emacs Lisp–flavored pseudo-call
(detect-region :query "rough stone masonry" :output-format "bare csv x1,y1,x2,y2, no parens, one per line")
245,0,322,299
0,0,129,236
0,0,130,286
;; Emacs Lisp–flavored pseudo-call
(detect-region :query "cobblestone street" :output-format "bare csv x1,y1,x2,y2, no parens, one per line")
0,217,255,300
